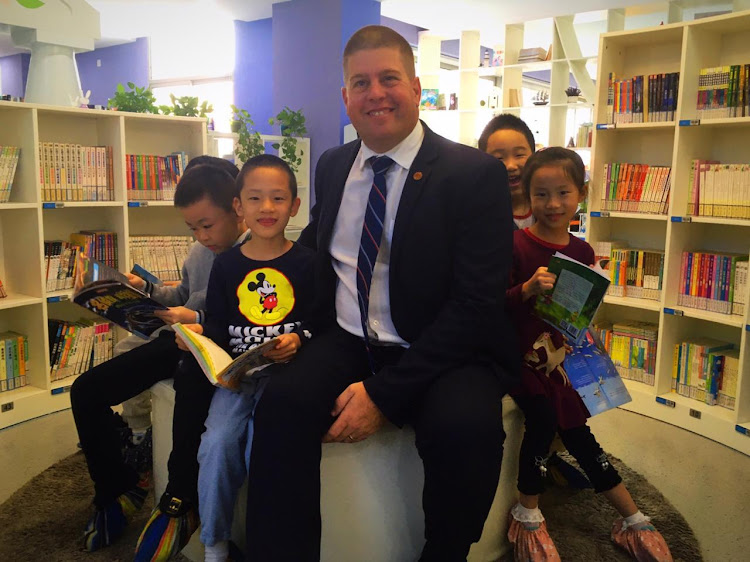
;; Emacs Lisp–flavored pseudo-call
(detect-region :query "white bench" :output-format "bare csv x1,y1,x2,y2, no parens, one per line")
151,380,523,561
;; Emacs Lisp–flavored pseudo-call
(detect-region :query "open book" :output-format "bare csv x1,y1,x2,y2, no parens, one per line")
72,254,168,339
533,252,610,344
564,328,632,416
172,323,277,389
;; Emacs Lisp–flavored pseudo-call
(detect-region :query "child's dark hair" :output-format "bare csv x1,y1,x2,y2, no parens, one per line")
174,164,238,212
185,155,239,179
478,113,536,153
521,147,586,197
236,154,298,199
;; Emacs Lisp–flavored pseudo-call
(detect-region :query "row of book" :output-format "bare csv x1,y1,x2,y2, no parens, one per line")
71,230,118,269
44,240,80,292
517,46,549,63
126,152,188,201
696,64,750,120
0,146,20,204
606,72,680,124
129,236,193,283
672,338,739,410
48,319,114,381
593,321,658,386
39,142,114,202
600,163,672,214
575,123,593,148
677,252,748,316
0,331,29,393
594,242,664,301
686,160,750,219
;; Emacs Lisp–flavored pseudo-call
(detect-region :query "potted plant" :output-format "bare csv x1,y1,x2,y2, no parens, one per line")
160,94,213,118
565,87,582,103
231,105,265,164
269,107,307,174
107,82,159,113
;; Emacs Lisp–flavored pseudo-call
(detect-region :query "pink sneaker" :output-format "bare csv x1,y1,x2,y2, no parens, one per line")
611,517,674,562
507,508,561,562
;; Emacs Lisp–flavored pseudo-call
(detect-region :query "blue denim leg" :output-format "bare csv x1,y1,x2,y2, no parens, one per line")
198,380,267,546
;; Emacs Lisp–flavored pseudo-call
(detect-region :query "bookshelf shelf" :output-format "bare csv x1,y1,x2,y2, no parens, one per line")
0,101,316,431
590,11,750,456
603,295,662,311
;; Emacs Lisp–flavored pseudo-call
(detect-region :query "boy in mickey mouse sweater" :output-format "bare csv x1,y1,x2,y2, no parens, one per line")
179,155,315,562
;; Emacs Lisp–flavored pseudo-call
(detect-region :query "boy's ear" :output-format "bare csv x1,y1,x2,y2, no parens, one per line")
232,196,243,217
290,196,301,218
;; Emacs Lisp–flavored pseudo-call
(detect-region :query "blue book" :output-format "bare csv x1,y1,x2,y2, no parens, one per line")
564,328,632,416
131,264,163,286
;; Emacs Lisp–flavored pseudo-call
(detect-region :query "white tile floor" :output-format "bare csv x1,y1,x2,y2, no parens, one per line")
1,407,749,560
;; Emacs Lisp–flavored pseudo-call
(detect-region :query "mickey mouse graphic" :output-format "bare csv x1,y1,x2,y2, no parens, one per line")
247,272,278,315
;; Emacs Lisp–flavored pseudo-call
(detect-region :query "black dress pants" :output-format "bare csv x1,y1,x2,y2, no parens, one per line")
70,331,215,507
245,326,508,561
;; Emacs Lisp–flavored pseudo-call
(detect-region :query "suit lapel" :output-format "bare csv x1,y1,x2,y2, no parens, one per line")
318,140,361,250
391,124,440,265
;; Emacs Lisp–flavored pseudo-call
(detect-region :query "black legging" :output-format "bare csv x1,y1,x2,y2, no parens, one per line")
70,331,215,507
514,394,621,495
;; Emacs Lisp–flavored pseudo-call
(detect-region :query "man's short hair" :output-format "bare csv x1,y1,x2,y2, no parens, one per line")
173,164,237,212
236,154,298,199
343,25,415,80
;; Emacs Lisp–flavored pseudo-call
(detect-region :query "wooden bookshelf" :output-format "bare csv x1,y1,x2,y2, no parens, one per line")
0,103,309,429
588,11,750,455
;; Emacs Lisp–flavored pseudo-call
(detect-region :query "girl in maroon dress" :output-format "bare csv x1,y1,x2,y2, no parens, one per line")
506,148,672,562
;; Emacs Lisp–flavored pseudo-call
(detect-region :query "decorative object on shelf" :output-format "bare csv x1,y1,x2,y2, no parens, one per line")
159,94,213,118
69,89,91,109
532,91,549,106
230,105,265,164
420,89,439,110
0,275,6,298
492,49,504,67
437,93,447,110
567,136,575,148
565,87,582,103
107,82,159,114
268,106,307,174
449,93,458,110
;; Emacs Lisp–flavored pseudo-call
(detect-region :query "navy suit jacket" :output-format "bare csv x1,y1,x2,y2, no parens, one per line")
299,123,518,425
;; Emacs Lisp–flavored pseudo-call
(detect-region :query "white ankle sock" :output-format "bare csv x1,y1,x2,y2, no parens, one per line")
204,541,228,562
511,502,545,523
623,510,648,528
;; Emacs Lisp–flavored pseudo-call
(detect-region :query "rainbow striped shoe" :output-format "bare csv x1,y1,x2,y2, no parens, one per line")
82,477,149,552
134,492,199,562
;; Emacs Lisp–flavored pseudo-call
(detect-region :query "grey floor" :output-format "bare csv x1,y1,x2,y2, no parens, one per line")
1,407,748,561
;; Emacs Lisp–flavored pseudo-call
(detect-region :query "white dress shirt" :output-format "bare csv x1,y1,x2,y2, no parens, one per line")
330,121,425,346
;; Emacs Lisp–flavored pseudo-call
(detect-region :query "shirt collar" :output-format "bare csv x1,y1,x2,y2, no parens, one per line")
357,120,424,172
234,229,252,246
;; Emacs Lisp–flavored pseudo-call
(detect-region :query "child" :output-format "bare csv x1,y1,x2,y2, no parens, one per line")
505,147,673,562
71,158,249,557
479,114,536,229
178,154,315,562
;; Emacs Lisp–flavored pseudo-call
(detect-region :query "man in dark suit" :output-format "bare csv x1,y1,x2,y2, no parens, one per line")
244,25,517,561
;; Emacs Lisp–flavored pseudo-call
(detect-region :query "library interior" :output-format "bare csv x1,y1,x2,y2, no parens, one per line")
1,0,749,561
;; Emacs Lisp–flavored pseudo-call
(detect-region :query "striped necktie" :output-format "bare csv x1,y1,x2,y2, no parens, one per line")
356,155,394,368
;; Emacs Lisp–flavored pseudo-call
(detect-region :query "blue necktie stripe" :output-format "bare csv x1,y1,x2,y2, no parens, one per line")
356,155,394,371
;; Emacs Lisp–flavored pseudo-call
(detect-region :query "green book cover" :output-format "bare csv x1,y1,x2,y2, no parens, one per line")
533,252,610,344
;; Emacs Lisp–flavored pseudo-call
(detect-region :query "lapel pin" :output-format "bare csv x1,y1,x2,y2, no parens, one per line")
413,171,423,181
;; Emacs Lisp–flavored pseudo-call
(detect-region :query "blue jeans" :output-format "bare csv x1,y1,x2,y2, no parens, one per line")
198,375,268,546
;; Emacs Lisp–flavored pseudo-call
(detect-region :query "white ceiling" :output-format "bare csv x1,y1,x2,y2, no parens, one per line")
0,0,731,58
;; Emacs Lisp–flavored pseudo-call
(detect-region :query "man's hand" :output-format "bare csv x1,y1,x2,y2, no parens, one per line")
126,272,146,290
263,333,301,363
154,306,198,325
174,323,203,351
322,382,386,444
521,266,557,301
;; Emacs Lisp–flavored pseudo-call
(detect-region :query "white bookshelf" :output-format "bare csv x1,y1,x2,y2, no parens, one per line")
0,102,207,429
588,11,750,455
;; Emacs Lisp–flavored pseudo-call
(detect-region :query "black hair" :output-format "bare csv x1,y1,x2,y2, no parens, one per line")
173,164,238,212
478,113,536,154
236,154,298,199
343,25,415,80
184,155,239,179
521,147,586,198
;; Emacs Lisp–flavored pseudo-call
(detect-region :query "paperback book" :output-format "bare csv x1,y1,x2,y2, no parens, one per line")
533,252,610,344
172,323,277,389
72,254,168,339
564,328,632,416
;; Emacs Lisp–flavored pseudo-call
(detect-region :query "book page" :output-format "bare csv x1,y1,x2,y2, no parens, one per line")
173,323,233,385
551,268,593,315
